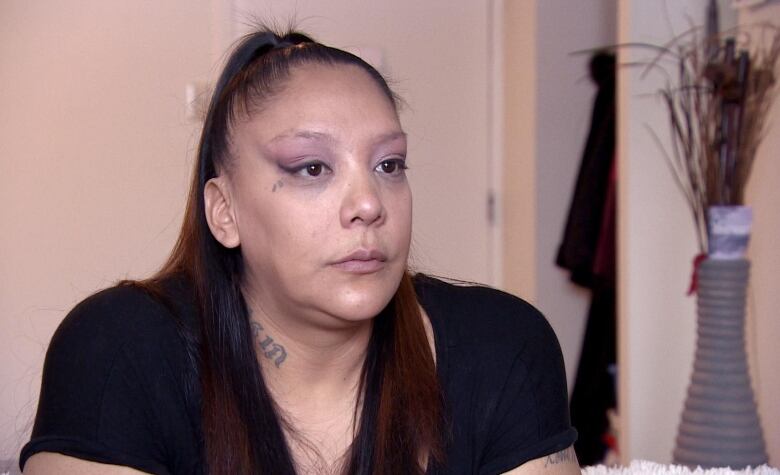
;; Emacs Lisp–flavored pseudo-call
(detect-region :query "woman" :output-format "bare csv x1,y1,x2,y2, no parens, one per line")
20,29,578,474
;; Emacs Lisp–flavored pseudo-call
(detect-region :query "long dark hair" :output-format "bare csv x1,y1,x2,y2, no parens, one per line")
138,29,443,474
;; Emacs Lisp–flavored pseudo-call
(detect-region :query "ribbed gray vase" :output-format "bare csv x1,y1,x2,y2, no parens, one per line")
673,258,768,468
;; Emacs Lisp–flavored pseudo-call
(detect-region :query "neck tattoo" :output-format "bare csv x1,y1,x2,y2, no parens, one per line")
251,320,288,368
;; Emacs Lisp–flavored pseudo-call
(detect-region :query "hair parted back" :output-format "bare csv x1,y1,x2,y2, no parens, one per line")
138,29,443,474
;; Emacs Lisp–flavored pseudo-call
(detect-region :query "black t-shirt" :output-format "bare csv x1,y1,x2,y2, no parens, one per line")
20,275,576,474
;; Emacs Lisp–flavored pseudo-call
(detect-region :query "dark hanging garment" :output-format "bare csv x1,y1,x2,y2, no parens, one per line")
556,52,617,466
569,164,616,464
556,52,615,288
570,280,616,465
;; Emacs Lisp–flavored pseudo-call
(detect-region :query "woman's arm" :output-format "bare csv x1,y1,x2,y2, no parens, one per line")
502,446,581,474
24,453,150,475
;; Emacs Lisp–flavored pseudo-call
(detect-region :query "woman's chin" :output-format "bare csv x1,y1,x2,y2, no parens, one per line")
316,265,403,321
322,282,399,324
330,295,394,323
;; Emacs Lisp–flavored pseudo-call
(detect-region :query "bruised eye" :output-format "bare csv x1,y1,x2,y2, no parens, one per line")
376,158,408,175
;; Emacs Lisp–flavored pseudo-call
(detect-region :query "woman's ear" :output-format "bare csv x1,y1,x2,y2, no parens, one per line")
204,177,240,248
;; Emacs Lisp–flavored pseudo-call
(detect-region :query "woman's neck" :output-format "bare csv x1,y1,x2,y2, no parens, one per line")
245,299,373,472
243,292,437,473
245,298,373,411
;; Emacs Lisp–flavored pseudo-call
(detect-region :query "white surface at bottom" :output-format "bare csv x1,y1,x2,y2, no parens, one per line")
583,460,780,474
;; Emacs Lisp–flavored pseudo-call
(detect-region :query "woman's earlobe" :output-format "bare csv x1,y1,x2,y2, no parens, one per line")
204,178,241,248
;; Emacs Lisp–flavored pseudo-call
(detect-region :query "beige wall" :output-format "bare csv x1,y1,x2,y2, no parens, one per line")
740,3,780,464
0,0,213,461
502,0,538,301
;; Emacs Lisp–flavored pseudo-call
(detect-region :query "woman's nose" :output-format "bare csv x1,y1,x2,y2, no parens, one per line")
339,171,385,228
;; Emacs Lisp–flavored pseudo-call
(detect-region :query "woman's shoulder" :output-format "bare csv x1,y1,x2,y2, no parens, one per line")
22,276,202,473
414,275,575,473
51,276,197,357
42,275,201,399
413,273,557,351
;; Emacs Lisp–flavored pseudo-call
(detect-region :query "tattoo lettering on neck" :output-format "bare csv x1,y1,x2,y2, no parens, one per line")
544,447,576,467
250,321,288,368
271,179,284,192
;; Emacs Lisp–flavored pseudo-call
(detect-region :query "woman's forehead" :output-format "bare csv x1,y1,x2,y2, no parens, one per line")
278,62,395,111
235,62,402,146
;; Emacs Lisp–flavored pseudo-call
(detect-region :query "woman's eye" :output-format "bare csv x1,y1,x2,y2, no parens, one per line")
376,159,408,175
304,163,324,177
287,161,330,178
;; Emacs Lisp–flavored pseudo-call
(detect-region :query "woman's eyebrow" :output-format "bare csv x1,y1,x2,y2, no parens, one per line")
268,130,335,145
372,131,407,148
268,130,406,147
375,131,407,143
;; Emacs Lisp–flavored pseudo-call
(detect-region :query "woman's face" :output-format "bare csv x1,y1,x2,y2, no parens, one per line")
215,62,411,330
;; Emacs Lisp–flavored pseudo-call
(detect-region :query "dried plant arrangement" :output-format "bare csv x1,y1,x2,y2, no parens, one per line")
640,20,780,253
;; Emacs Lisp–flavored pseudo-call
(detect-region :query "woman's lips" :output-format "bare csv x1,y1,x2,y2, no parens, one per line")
331,249,387,274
